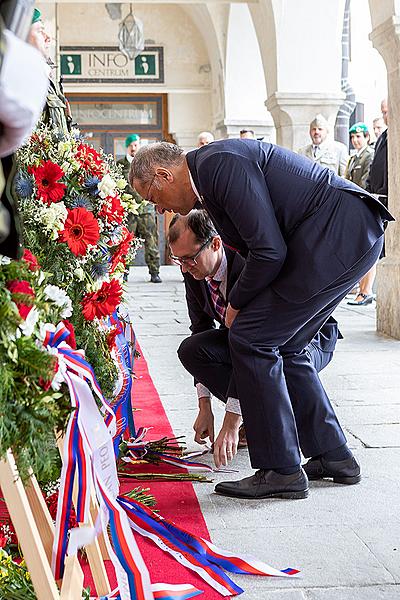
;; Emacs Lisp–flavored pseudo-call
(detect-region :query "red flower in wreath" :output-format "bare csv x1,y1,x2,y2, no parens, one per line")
58,208,100,256
38,357,59,391
110,228,134,273
6,279,35,319
106,322,123,351
29,160,66,205
21,248,40,272
76,143,104,177
81,279,123,321
99,195,124,225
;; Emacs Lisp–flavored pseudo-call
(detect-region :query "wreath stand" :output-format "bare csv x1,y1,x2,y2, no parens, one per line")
0,448,113,599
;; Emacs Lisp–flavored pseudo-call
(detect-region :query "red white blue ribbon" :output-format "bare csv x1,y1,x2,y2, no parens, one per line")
117,495,299,597
43,322,202,600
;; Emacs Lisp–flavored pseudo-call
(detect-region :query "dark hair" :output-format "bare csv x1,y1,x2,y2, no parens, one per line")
240,129,255,135
168,209,218,245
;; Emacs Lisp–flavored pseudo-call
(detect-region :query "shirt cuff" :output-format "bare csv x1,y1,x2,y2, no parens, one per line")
196,383,211,400
226,397,242,415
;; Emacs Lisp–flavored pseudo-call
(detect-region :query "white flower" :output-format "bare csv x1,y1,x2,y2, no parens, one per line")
116,178,127,190
0,255,11,265
42,202,68,238
44,285,73,318
19,307,39,337
74,267,85,281
98,173,116,199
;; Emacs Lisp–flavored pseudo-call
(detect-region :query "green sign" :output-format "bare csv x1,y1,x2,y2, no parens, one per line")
135,53,156,76
61,54,82,76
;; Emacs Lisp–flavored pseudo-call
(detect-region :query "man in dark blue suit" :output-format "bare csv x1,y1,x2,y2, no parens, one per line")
130,139,393,500
169,210,342,467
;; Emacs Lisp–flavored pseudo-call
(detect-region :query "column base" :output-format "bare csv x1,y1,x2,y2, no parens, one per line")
376,257,400,339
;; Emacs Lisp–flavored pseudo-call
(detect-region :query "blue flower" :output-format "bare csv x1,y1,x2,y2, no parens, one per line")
14,173,34,199
84,176,100,197
70,195,93,210
91,261,109,279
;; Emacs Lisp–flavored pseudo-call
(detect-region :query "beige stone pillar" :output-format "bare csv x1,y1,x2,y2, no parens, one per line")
369,13,400,339
265,92,345,151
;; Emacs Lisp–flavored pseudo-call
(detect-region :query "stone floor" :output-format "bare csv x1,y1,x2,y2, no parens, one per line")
126,265,400,600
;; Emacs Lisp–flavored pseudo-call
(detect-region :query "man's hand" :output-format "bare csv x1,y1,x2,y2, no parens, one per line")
225,303,239,328
213,411,242,468
193,397,215,445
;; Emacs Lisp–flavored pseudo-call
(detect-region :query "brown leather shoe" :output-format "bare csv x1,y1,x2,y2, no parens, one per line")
238,423,247,448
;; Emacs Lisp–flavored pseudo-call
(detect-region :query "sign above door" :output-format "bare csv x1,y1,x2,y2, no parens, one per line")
60,46,164,84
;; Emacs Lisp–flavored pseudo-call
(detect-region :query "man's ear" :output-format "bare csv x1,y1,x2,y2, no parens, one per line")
212,236,221,251
156,167,174,182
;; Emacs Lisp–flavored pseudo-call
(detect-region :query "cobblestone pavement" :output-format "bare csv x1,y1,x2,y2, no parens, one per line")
126,266,400,600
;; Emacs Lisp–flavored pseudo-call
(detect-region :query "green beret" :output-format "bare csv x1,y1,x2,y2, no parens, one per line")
349,122,368,134
32,8,41,24
125,134,140,147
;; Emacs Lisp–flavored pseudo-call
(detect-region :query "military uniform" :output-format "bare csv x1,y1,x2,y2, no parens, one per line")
298,140,349,176
117,156,161,276
345,144,374,190
40,76,72,135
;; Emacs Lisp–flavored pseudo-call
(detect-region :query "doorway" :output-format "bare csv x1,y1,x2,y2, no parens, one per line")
68,93,170,265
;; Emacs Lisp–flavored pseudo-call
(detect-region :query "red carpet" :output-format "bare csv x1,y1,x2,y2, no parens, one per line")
83,342,225,599
0,341,227,598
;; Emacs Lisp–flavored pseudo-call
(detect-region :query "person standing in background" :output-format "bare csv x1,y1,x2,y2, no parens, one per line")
298,114,349,176
117,134,162,283
197,131,214,147
347,99,389,307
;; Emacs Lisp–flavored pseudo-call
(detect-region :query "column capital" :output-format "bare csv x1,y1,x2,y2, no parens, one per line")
369,15,400,72
265,92,345,150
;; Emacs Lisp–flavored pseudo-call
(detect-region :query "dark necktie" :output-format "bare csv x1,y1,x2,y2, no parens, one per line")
207,278,226,324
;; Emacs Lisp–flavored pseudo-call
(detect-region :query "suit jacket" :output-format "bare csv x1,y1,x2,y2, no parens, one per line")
298,139,349,176
184,244,342,355
184,245,244,334
186,139,393,310
366,129,388,201
345,145,374,190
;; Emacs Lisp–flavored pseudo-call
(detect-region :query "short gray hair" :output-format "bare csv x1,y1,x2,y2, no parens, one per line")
129,142,185,186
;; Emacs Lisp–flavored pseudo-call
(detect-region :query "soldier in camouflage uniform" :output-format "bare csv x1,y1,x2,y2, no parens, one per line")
28,9,72,136
117,134,161,283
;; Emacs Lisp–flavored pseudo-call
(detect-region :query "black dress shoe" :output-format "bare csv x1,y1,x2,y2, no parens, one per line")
150,273,162,283
214,468,309,500
303,456,361,485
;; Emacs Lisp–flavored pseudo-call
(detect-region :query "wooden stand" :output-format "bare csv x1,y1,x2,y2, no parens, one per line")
0,450,113,599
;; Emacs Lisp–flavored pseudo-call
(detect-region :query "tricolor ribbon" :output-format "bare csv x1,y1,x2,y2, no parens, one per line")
102,310,136,454
118,495,299,597
43,322,202,600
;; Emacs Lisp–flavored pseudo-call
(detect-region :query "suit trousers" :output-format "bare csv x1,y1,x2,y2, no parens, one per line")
178,326,336,454
226,237,383,470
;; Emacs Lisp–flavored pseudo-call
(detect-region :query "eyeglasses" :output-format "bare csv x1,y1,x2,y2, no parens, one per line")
169,238,212,267
145,172,158,203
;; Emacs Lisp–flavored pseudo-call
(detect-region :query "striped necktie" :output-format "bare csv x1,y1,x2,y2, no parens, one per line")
207,278,226,324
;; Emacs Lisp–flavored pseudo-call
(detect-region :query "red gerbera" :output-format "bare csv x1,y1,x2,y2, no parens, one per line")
21,248,40,271
6,279,35,319
29,160,66,205
58,207,100,256
99,195,125,225
76,143,104,177
110,228,134,273
81,279,123,321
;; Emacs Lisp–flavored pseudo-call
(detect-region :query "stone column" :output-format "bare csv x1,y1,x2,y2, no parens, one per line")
266,92,345,151
369,11,400,339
